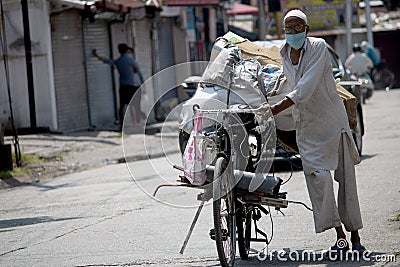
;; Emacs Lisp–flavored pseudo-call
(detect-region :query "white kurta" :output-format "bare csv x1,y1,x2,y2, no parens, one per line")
280,37,360,175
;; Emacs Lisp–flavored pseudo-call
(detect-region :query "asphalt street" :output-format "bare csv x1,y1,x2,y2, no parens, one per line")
0,89,399,266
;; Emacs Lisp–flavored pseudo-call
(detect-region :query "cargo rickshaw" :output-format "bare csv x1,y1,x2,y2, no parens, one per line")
153,40,316,266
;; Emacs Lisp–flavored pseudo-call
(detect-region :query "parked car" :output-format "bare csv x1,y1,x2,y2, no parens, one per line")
154,76,201,122
177,76,202,103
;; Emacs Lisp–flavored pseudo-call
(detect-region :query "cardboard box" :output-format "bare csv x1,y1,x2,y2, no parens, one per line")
210,32,281,66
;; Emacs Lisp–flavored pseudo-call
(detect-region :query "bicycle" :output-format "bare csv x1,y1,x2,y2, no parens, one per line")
153,46,311,267
155,104,295,266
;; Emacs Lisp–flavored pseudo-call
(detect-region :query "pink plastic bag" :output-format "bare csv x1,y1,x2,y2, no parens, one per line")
183,111,207,186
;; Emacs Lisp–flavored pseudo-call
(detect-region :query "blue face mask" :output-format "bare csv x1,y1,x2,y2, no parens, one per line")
286,31,306,50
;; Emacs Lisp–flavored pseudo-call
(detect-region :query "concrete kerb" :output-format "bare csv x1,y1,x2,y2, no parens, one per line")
118,148,180,163
119,120,181,163
5,121,181,166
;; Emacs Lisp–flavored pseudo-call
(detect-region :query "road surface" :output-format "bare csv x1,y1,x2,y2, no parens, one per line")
0,89,399,266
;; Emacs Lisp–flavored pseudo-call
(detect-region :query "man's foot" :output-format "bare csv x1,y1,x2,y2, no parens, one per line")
350,231,365,252
330,238,350,251
327,239,350,261
352,245,366,253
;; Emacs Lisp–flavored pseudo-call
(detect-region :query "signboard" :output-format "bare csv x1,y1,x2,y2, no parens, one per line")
163,0,220,6
186,7,196,42
280,0,360,29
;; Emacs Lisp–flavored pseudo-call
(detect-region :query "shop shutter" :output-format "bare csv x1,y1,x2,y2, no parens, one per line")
51,9,89,132
83,19,117,129
156,17,176,100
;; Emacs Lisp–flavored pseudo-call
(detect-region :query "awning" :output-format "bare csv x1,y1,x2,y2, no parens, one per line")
105,0,145,9
53,0,146,11
163,0,220,6
101,0,163,13
55,0,97,10
102,0,146,13
227,2,258,16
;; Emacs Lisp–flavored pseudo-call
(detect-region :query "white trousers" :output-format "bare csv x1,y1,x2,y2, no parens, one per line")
305,134,363,233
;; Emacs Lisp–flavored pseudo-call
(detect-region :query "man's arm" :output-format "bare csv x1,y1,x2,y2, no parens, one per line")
137,70,144,84
92,49,106,62
344,55,353,70
271,97,294,115
132,60,144,83
364,55,373,69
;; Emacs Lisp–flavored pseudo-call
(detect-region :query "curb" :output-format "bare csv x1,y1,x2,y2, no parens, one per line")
116,149,181,163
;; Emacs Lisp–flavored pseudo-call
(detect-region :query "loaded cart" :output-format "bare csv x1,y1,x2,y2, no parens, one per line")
153,32,356,267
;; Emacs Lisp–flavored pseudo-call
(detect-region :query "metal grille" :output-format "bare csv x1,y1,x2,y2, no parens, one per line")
51,9,89,133
83,19,116,129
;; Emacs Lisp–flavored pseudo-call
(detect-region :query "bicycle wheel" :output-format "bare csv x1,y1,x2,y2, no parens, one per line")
381,68,395,89
236,203,252,260
213,156,236,267
352,109,363,156
373,68,395,89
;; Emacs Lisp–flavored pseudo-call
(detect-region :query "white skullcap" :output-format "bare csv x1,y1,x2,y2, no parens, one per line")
284,9,308,24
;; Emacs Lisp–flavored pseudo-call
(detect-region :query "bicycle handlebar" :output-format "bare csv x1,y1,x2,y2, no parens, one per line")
193,103,271,115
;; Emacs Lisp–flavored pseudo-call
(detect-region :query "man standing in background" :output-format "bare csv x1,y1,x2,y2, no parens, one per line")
93,44,144,129
345,43,373,76
267,0,282,38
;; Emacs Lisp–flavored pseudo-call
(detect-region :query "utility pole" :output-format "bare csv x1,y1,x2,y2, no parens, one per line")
364,0,374,46
345,0,352,56
21,0,37,128
258,0,266,41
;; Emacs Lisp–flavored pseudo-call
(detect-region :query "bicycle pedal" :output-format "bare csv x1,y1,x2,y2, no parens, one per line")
209,229,216,240
209,228,229,241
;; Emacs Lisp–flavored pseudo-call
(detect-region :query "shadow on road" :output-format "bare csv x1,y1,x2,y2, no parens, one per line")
0,177,30,188
270,157,303,173
200,249,390,266
0,216,83,230
360,154,377,161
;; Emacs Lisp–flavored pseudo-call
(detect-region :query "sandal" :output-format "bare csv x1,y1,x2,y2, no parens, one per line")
330,244,350,252
352,245,366,253
330,239,350,252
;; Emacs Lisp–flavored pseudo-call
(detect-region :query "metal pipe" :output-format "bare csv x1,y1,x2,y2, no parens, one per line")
345,0,352,56
258,0,266,41
179,201,205,254
81,19,93,129
205,165,280,195
107,21,119,122
21,0,37,128
364,0,374,46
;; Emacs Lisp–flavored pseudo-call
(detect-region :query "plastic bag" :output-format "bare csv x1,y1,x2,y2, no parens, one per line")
183,111,207,185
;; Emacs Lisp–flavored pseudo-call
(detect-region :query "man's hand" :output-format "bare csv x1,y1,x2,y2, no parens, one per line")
92,49,105,61
271,97,294,115
270,104,279,116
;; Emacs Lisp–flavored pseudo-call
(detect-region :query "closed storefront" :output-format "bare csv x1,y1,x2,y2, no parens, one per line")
83,19,116,129
132,19,153,119
154,17,177,120
51,9,89,132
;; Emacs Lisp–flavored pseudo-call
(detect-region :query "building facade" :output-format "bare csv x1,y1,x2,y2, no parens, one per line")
0,0,236,133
